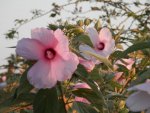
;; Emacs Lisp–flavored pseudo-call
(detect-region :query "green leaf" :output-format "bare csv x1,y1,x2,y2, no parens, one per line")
82,50,113,70
76,34,93,47
16,67,33,97
73,102,99,113
33,88,59,113
130,68,150,86
0,93,34,113
118,41,150,58
72,88,104,110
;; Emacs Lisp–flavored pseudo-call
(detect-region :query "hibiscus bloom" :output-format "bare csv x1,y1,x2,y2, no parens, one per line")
126,80,150,113
74,83,91,104
79,27,115,64
113,58,134,84
16,28,79,89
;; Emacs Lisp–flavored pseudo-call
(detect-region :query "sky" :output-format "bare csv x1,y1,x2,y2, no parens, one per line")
0,0,67,65
0,0,148,66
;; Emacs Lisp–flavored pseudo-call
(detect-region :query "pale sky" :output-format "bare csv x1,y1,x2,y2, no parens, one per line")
0,0,68,64
0,0,148,65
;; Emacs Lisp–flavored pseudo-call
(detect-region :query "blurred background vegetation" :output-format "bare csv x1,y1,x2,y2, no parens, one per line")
0,0,150,113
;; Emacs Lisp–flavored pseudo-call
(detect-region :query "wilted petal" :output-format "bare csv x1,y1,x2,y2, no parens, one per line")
86,27,99,47
126,91,150,112
123,58,135,70
16,38,44,60
51,53,79,81
75,97,90,104
31,28,58,48
28,60,57,89
74,83,90,89
74,83,91,104
114,72,123,81
79,57,95,72
54,29,70,60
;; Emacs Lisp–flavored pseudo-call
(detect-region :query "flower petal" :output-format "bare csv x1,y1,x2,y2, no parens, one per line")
99,27,112,41
75,97,90,104
27,60,57,89
16,38,44,60
126,91,150,112
74,83,90,89
79,44,96,60
51,52,79,81
54,29,70,60
128,81,150,94
79,57,95,72
86,27,99,47
74,83,91,104
31,28,58,48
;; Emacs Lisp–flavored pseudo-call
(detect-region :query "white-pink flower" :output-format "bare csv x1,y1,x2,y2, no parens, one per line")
79,27,115,63
126,80,150,113
16,28,79,89
74,83,91,104
79,57,95,72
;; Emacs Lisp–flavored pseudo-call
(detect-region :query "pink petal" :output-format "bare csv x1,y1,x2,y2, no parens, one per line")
54,29,70,60
16,38,44,60
102,39,115,57
126,91,150,112
114,58,134,70
79,57,95,72
75,97,90,104
122,58,135,70
31,28,58,48
27,60,57,89
86,27,99,47
74,83,90,89
97,27,115,57
51,52,79,81
74,83,91,104
114,72,123,81
99,27,112,42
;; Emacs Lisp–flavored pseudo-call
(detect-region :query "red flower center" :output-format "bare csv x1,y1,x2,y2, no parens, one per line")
97,42,105,50
45,48,56,60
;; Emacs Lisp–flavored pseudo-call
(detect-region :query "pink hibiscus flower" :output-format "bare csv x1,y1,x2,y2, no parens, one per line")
79,27,115,63
126,79,150,113
16,28,79,89
74,83,91,104
78,57,95,72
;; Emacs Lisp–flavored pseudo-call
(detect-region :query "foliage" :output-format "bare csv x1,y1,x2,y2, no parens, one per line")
0,0,150,113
